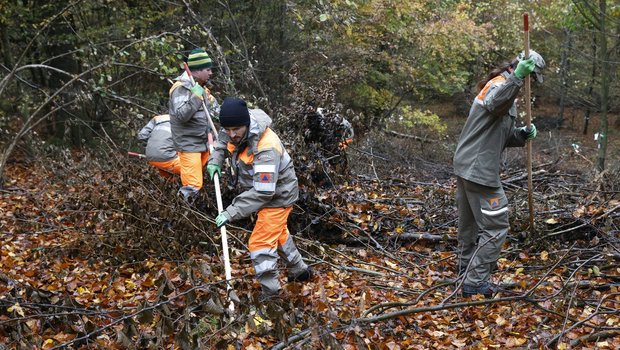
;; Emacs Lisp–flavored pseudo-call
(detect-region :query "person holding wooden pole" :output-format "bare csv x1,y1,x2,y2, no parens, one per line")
206,97,312,302
168,48,220,203
452,50,545,298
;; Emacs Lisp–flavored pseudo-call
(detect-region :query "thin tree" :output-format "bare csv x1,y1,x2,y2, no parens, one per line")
595,0,609,171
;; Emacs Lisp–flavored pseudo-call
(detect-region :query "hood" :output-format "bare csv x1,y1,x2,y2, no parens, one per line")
173,71,193,87
247,109,272,139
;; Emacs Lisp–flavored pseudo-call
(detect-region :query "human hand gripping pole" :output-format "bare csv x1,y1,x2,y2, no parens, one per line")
207,132,235,313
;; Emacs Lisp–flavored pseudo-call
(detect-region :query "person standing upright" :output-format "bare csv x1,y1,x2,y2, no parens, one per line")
453,50,545,298
169,48,220,202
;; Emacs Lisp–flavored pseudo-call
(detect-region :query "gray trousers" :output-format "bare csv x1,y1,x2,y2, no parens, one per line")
251,235,308,295
456,176,509,287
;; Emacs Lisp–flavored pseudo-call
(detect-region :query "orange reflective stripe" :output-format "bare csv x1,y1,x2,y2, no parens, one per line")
476,75,506,102
248,207,292,252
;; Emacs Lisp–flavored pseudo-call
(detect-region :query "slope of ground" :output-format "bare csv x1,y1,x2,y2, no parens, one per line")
1,105,619,349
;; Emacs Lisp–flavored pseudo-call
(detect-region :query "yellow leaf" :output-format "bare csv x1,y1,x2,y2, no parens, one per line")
495,316,507,326
385,260,398,270
7,302,24,317
42,339,55,350
545,218,558,224
540,251,549,261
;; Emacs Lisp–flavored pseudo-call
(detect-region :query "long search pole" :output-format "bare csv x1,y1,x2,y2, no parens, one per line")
208,134,234,313
184,63,235,312
523,13,535,236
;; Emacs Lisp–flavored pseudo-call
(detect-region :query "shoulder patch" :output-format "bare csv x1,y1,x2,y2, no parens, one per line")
258,173,272,183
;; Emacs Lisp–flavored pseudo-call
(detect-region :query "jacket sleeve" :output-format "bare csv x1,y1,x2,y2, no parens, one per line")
225,147,281,221
137,118,156,143
169,85,202,123
506,126,527,147
207,131,230,167
483,74,524,117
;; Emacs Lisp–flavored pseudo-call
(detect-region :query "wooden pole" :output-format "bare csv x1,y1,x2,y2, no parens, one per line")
523,12,535,235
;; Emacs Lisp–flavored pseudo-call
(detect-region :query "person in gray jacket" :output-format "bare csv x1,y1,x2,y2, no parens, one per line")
453,50,545,298
168,48,220,202
137,114,180,178
206,97,312,301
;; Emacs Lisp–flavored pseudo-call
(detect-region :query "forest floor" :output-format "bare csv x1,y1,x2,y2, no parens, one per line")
1,105,619,349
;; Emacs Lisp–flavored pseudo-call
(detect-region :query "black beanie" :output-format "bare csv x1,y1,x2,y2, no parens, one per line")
220,97,250,127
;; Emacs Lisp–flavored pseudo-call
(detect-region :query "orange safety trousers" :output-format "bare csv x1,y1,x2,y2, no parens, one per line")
249,207,292,253
148,157,181,179
178,151,209,189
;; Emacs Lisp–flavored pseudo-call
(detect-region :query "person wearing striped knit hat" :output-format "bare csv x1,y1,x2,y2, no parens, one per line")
168,48,220,203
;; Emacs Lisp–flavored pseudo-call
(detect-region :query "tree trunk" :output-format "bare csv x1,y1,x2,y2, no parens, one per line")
0,22,14,69
583,31,596,135
558,28,571,123
595,0,609,172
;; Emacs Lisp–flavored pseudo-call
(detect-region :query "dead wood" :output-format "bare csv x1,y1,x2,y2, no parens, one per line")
385,130,436,143
390,232,456,242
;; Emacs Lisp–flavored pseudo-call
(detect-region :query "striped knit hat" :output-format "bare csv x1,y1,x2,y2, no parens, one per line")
187,48,212,71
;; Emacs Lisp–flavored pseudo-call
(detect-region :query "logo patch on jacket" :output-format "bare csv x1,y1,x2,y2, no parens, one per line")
259,173,272,183
488,197,500,208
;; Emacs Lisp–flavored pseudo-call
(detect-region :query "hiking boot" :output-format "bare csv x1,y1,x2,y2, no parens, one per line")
462,281,498,298
288,267,313,283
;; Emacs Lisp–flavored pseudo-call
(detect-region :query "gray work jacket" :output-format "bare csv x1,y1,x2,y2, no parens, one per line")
453,71,528,187
168,72,220,152
137,114,177,162
208,110,298,221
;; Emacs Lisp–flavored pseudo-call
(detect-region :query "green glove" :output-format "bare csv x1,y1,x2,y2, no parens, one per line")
206,164,221,180
520,124,537,140
514,58,536,79
190,84,205,99
215,212,230,228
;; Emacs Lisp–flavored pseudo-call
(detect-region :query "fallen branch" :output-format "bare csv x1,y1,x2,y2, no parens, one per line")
570,330,620,347
390,232,456,242
385,130,435,143
546,204,620,238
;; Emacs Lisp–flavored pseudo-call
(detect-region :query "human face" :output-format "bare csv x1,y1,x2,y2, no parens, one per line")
193,67,212,84
224,125,248,145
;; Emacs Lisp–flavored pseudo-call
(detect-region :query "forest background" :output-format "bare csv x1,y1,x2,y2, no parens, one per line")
0,0,619,349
